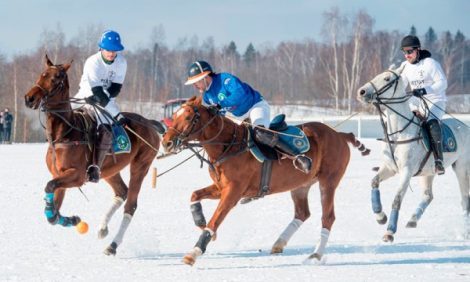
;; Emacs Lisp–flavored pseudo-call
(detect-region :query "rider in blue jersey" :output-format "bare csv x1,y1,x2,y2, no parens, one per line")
184,60,311,173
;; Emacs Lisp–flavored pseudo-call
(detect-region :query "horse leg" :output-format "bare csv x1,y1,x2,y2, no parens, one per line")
371,167,395,225
451,160,470,237
44,168,86,227
383,169,413,242
271,186,311,254
406,176,434,228
103,159,150,256
183,185,243,266
190,184,221,229
304,181,338,263
98,173,129,239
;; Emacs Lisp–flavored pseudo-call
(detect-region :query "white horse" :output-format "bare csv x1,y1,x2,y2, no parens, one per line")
357,65,470,242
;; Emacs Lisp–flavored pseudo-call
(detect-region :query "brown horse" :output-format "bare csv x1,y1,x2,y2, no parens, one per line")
24,55,162,256
162,96,370,265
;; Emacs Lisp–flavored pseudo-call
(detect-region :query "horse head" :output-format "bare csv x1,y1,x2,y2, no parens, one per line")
357,65,406,105
162,96,218,153
25,54,72,110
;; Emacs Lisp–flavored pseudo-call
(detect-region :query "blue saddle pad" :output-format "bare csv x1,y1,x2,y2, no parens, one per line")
112,125,131,154
248,114,310,162
421,122,457,153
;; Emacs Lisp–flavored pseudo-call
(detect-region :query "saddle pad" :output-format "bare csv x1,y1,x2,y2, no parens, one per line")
421,122,457,153
112,125,132,154
277,125,310,155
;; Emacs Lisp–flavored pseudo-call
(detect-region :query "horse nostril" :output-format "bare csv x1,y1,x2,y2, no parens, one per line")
359,89,365,96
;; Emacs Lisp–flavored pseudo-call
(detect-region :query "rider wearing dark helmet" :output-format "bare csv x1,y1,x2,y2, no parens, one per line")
400,35,448,175
185,60,312,174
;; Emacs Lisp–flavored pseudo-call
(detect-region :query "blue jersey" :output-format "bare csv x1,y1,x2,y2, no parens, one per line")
202,73,263,117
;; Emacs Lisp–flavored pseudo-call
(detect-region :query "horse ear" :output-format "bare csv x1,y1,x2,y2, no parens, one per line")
45,54,53,67
63,60,73,72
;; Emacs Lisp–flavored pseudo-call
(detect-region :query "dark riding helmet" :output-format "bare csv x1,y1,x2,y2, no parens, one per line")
401,35,421,49
185,61,213,85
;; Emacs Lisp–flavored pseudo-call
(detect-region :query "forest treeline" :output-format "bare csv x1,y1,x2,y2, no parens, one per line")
1,7,469,142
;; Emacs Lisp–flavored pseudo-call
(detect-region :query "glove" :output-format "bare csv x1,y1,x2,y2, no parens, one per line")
85,95,101,105
412,88,427,97
207,104,222,115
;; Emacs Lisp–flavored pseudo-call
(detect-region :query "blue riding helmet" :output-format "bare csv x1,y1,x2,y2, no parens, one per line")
98,30,124,51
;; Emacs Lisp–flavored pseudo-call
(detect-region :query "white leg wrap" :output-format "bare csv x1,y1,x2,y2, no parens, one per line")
279,218,303,242
99,196,124,230
112,213,133,246
313,228,330,255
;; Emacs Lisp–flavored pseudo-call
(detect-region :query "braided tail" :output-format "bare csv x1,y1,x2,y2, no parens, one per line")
341,132,371,156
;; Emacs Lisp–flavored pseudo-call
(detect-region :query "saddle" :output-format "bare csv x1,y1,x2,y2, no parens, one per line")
76,109,131,154
248,114,310,162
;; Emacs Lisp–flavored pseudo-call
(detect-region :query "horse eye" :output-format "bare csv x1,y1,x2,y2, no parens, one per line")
185,116,191,121
385,76,391,82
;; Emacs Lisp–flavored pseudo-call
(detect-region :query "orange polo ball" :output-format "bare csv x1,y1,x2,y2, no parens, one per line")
76,221,89,234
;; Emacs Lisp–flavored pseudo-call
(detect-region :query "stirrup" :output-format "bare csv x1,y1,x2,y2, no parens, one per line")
435,160,445,175
87,165,101,183
293,154,312,174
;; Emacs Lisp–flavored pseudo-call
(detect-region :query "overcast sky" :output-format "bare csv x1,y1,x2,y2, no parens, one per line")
0,0,468,59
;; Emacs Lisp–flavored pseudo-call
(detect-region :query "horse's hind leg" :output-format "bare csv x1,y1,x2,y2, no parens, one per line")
371,167,395,225
103,158,151,256
406,176,434,228
98,173,129,239
271,185,311,254
190,184,221,229
452,160,470,237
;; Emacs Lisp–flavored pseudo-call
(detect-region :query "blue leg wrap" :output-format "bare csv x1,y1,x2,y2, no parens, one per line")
44,193,58,224
57,215,80,227
415,201,430,220
371,189,382,213
388,209,399,233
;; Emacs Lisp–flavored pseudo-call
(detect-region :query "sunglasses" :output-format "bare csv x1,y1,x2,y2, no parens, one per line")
402,48,416,55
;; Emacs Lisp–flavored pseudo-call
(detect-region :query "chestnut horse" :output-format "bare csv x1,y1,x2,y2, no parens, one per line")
24,55,162,256
162,96,370,265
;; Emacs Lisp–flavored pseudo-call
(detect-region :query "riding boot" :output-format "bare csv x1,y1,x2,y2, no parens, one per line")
87,124,113,183
426,119,445,175
254,127,312,174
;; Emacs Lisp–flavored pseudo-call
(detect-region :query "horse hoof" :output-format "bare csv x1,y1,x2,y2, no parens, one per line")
182,255,196,266
377,214,388,225
406,221,417,228
270,239,287,254
302,253,325,265
103,242,117,256
382,234,394,243
98,227,109,239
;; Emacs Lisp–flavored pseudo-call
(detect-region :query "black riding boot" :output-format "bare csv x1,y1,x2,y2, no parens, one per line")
87,124,113,183
255,127,312,174
426,119,445,175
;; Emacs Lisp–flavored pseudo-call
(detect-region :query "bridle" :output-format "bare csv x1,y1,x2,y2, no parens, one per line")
34,66,68,104
168,104,223,147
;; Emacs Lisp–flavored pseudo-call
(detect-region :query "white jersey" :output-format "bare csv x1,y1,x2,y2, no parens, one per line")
400,57,447,103
75,51,127,99
74,52,127,123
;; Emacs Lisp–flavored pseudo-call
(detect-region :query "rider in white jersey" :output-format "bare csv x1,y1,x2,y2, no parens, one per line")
74,30,128,183
399,35,448,174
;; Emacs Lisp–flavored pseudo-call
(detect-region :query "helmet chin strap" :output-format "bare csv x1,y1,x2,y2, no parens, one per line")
202,76,212,91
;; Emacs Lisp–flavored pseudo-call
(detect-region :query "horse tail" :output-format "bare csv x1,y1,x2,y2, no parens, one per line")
149,120,166,134
341,132,371,156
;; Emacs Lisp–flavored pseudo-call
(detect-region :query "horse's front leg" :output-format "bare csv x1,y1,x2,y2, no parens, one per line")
406,175,435,228
44,168,86,227
383,168,413,242
190,184,221,229
371,166,395,225
183,183,243,266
